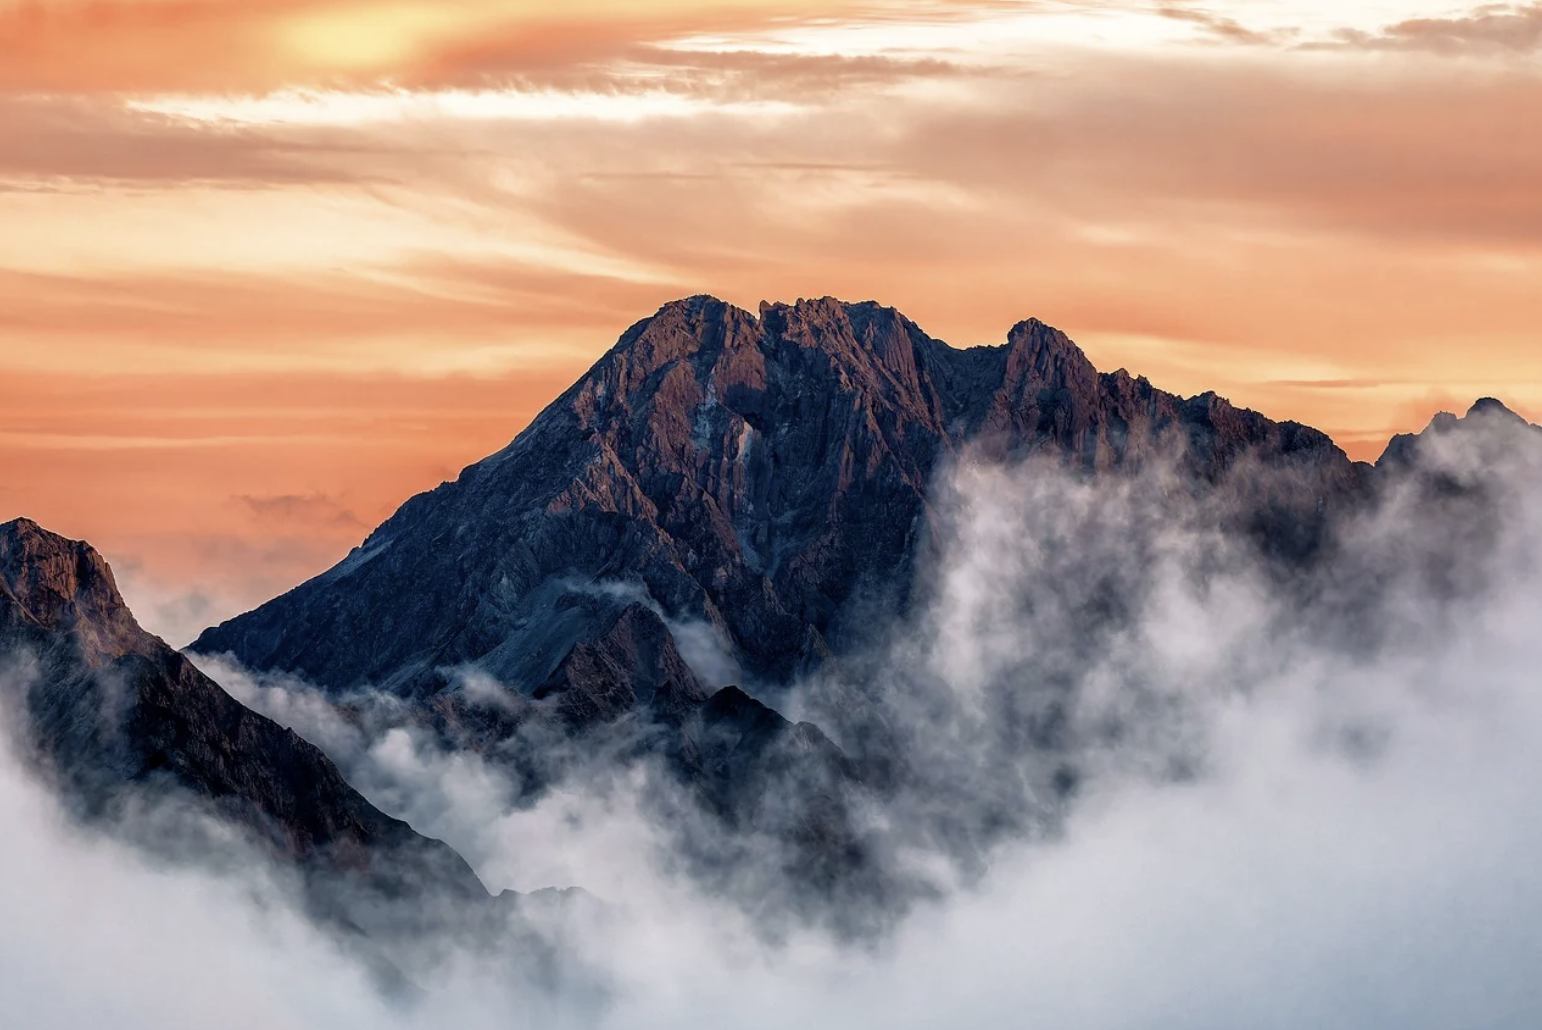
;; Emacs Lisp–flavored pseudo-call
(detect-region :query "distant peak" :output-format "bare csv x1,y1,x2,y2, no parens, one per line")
1467,397,1525,422
0,516,45,538
1005,316,1078,351
1422,397,1529,433
0,517,151,661
631,294,741,335
1376,395,1537,467
756,295,854,329
0,517,97,566
656,293,731,316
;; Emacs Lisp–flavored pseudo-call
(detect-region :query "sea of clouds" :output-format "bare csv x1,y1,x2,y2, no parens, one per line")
4,408,1542,1028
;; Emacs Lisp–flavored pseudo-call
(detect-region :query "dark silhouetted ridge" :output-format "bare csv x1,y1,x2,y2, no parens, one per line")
0,517,487,909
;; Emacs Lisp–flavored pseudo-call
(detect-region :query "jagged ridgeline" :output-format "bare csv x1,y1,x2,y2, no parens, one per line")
9,295,1535,940
195,295,1360,699
0,518,510,959
178,295,1388,923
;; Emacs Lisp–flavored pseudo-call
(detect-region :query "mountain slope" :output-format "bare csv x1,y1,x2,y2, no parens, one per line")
194,295,1360,702
183,295,1377,927
0,517,488,911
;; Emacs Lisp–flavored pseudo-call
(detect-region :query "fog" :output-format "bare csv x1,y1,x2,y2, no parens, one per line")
5,409,1542,1027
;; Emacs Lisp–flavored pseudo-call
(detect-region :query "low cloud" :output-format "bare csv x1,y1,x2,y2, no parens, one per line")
234,492,366,530
88,411,1535,1027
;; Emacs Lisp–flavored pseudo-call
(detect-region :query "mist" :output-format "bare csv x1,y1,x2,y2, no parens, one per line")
7,407,1542,1027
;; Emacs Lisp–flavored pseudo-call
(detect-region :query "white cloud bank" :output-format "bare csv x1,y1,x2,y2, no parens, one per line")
7,410,1542,1028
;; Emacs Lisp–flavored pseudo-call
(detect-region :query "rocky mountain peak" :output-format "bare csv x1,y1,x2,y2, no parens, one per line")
1378,396,1540,468
0,517,491,930
194,294,1368,709
0,517,152,665
1467,396,1527,423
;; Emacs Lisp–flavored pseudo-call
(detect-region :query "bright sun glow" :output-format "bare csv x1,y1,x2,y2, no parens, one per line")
128,88,802,127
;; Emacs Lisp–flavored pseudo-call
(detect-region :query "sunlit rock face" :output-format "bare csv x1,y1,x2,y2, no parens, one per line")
193,294,1358,703
13,294,1524,935
0,517,487,911
180,295,1383,925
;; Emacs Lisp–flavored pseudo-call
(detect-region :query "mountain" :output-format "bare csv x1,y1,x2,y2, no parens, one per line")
0,517,489,928
183,295,1385,924
194,295,1359,701
1364,396,1542,611
8,295,1535,939
1380,396,1540,470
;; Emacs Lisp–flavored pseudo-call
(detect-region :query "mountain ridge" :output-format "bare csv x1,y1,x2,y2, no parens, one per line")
0,516,490,915
193,294,1362,698
179,294,1399,922
11,294,1538,934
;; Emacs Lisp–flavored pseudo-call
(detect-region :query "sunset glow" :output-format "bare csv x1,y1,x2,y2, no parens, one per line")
3,0,1541,640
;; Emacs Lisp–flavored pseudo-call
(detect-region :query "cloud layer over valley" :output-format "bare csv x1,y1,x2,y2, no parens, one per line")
4,406,1530,1027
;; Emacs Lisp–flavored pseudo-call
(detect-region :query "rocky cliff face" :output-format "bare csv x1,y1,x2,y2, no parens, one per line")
182,295,1382,925
193,295,1360,702
0,517,488,912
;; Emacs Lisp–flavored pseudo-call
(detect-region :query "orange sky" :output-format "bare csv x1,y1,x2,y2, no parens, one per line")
3,0,1541,643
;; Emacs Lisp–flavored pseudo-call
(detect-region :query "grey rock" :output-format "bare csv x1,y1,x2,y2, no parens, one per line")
194,295,1361,702
0,517,489,914
183,295,1385,926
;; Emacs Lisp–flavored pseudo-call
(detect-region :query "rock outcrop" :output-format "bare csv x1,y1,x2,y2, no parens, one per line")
0,517,488,911
194,295,1360,702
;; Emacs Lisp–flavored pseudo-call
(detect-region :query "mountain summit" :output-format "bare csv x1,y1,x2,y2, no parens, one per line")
183,296,1378,922
194,295,1357,704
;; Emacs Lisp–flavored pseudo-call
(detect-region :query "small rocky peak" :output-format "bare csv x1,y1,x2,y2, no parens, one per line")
756,297,857,354
1466,397,1527,425
1377,397,1538,468
560,296,748,438
601,296,747,398
1005,317,1090,363
1184,390,1239,423
0,518,153,662
700,684,788,736
1000,316,1098,392
755,297,939,412
843,301,929,391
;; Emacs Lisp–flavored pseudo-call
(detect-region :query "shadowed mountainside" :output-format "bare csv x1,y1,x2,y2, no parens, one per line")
185,295,1391,926
0,517,489,916
195,295,1362,702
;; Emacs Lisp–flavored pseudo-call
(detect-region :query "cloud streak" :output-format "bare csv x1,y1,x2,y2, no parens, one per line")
1336,2,1542,55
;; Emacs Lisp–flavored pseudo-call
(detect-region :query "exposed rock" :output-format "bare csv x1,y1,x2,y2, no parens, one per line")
535,602,710,730
194,295,1361,702
184,294,1388,923
0,517,488,915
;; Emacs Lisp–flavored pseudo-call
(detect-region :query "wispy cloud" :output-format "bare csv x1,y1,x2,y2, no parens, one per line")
1334,3,1542,55
233,492,366,529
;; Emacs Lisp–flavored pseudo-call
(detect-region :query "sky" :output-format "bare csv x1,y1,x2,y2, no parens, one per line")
3,0,1541,640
